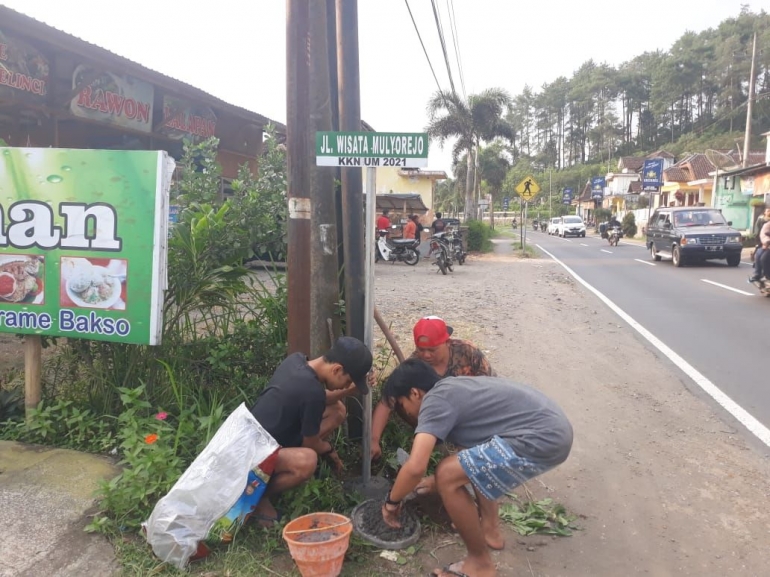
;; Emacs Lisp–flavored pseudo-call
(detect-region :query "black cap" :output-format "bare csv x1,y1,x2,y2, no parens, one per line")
327,336,373,394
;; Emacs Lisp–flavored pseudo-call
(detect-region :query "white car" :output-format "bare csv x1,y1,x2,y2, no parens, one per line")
547,217,562,235
556,216,586,237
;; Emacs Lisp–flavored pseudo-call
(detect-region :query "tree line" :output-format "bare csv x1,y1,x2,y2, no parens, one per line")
428,7,770,219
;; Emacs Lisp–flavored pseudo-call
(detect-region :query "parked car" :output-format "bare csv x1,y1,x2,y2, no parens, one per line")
556,215,586,238
646,207,742,267
547,217,562,235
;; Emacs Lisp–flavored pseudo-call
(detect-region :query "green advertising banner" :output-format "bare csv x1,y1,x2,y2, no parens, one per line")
0,147,170,345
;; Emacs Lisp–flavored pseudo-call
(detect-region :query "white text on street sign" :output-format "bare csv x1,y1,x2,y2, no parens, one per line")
316,131,429,168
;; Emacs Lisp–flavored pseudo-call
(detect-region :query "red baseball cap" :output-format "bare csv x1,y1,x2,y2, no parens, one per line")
413,316,454,348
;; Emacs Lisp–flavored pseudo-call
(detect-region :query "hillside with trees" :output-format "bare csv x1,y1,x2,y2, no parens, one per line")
432,7,770,217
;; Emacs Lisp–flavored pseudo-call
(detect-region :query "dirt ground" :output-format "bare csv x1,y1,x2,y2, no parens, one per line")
369,236,770,577
3,237,770,577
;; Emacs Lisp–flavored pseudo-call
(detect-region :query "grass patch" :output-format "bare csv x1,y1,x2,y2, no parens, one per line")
509,243,540,258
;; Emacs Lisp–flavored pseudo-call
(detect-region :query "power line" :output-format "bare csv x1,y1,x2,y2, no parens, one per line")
430,0,457,97
404,0,445,100
446,0,466,98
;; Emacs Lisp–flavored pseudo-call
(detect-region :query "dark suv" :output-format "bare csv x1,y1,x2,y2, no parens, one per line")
646,207,742,267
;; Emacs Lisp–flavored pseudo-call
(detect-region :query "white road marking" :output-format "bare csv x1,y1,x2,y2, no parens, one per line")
635,259,655,266
701,279,753,296
580,243,589,247
536,244,770,449
601,249,613,254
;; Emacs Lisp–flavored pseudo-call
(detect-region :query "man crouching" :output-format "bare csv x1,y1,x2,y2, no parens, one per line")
380,359,573,577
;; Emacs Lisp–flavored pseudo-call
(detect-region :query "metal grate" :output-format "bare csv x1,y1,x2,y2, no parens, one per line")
698,235,726,245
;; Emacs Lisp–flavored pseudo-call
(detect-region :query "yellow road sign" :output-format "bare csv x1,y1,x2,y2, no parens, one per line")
514,175,541,201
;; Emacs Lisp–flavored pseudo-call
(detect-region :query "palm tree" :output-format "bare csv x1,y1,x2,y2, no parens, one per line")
477,144,510,229
426,89,514,221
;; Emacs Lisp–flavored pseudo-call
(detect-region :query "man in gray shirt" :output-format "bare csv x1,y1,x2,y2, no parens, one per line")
380,359,572,577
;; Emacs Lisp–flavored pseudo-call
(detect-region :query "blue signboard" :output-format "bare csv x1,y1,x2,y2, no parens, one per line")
591,177,605,199
642,158,663,192
503,196,510,210
562,187,573,205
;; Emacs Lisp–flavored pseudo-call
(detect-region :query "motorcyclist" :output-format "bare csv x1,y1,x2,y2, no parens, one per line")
749,209,770,282
608,215,621,236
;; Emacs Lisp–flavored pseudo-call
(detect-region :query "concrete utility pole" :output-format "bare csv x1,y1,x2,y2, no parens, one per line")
742,32,758,168
309,0,340,357
286,0,312,355
336,0,366,438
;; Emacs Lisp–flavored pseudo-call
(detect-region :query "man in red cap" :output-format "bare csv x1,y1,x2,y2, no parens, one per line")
370,316,494,460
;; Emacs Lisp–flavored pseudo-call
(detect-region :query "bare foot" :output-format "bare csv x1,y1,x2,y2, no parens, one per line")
252,497,280,528
431,558,496,577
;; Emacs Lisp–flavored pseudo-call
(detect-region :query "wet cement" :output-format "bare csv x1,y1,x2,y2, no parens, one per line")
356,499,418,542
294,530,339,543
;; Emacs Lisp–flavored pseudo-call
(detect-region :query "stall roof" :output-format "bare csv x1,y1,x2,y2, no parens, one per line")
376,194,429,213
0,6,284,131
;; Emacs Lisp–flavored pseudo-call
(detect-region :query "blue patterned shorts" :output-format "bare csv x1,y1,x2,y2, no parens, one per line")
457,436,548,501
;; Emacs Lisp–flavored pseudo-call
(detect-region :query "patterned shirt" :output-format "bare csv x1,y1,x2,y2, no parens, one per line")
411,338,495,378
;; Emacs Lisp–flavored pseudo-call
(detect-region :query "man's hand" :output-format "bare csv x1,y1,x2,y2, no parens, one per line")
382,502,402,529
324,449,345,475
407,475,436,499
370,440,382,461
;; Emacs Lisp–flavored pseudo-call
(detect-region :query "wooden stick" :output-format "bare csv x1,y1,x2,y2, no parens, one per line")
284,519,351,535
24,335,42,420
374,307,405,363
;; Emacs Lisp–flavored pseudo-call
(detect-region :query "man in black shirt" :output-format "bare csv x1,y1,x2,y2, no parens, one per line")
432,212,446,234
250,336,372,524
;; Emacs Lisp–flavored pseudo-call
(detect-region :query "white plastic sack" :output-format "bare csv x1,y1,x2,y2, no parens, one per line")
142,403,279,569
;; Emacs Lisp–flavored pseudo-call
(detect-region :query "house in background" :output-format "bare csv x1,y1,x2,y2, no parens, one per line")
372,167,447,225
712,142,770,232
605,150,675,213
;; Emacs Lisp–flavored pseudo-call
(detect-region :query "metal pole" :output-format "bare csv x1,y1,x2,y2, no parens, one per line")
309,0,339,357
523,201,528,249
362,166,376,484
549,169,552,219
742,32,757,168
336,0,365,438
286,0,312,355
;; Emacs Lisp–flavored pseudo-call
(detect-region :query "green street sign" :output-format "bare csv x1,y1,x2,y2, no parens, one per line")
0,147,171,345
316,131,429,168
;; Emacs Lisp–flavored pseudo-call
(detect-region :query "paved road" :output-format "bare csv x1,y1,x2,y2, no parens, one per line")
531,229,770,440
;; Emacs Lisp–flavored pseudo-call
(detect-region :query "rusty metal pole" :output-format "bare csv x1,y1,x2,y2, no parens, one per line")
309,0,340,357
337,0,366,438
286,0,312,355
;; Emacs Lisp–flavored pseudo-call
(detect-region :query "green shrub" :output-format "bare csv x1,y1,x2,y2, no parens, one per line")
467,220,493,252
622,212,638,237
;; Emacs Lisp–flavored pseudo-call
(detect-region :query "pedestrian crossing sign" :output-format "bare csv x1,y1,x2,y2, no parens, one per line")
514,176,541,201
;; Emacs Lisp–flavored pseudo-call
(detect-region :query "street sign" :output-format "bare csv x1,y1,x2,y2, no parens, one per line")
514,175,541,201
503,196,510,210
316,131,429,167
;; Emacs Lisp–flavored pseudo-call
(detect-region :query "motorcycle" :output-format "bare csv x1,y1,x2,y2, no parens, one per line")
446,229,467,265
428,232,454,275
607,226,622,247
375,229,420,265
541,220,548,232
533,221,539,231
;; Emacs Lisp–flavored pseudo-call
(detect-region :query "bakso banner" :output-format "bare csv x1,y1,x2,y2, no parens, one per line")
642,158,663,192
591,177,605,199
0,147,172,345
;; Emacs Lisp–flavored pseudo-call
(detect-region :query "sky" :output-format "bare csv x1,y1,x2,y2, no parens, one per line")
4,0,768,175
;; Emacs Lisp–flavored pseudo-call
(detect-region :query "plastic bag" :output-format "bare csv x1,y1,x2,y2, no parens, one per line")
142,403,279,569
